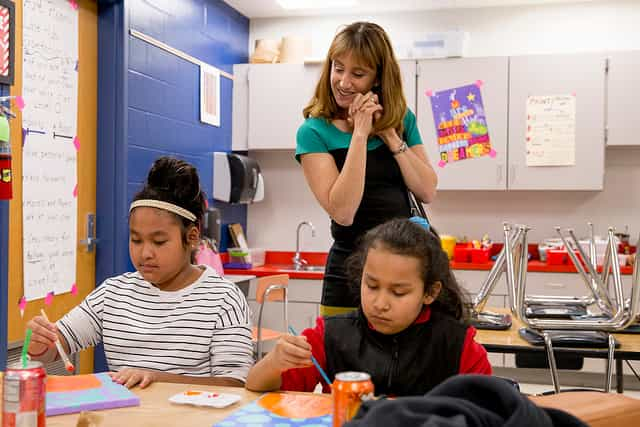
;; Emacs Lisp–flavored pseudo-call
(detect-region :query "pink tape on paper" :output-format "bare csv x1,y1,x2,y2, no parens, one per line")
15,96,25,110
489,149,497,158
425,90,433,97
73,184,78,198
68,0,79,10
19,296,27,318
475,80,484,87
438,160,447,168
73,136,80,151
572,92,576,97
71,283,78,296
45,292,54,306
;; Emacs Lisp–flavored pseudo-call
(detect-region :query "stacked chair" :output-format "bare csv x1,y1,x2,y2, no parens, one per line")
471,222,640,393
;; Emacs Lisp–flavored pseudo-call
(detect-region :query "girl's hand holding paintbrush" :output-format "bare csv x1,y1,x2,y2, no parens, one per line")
266,334,314,371
25,311,72,367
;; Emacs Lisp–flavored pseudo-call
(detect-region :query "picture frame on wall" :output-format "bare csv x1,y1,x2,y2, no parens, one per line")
200,63,220,127
0,0,14,86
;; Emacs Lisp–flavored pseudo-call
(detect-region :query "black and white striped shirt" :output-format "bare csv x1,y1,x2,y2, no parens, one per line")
57,266,254,381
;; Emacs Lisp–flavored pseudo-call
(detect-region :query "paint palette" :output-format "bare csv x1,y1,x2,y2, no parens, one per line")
46,373,140,416
213,392,333,426
168,390,242,408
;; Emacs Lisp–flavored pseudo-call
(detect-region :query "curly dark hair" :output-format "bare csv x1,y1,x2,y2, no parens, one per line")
346,218,470,322
131,156,206,246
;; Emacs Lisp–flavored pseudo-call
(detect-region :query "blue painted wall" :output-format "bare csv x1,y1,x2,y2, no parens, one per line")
96,0,248,371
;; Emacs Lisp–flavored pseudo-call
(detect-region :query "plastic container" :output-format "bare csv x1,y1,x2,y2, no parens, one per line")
440,235,457,260
547,249,567,265
228,247,265,267
454,246,472,263
471,248,490,263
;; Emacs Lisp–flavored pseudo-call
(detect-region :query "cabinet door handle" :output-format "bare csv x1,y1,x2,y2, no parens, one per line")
510,165,516,185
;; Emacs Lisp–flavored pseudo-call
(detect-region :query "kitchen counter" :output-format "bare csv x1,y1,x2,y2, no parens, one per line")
224,251,634,279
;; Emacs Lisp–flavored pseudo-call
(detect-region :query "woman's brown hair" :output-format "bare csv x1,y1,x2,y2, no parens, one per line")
303,22,407,136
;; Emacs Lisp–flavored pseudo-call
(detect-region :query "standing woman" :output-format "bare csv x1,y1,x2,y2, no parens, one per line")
296,22,438,316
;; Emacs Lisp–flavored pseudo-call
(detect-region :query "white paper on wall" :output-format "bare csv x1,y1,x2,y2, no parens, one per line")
200,64,221,127
525,94,576,167
22,0,78,300
22,132,77,301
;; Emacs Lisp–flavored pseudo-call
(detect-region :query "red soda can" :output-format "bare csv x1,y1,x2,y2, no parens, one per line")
332,371,374,427
2,361,46,427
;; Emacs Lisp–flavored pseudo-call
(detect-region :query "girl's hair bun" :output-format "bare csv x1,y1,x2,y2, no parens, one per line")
134,156,206,225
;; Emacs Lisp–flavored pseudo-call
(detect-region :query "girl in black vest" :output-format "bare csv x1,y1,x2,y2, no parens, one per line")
246,219,491,396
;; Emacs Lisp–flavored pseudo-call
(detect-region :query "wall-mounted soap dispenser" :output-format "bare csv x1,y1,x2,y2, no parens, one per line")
213,152,264,203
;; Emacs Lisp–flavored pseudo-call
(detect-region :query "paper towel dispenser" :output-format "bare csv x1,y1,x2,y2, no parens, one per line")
213,152,264,203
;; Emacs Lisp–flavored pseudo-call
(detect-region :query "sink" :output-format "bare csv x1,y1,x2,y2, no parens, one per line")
278,265,325,273
300,265,325,272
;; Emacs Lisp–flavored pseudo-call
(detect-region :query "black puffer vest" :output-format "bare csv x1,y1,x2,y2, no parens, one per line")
324,308,467,396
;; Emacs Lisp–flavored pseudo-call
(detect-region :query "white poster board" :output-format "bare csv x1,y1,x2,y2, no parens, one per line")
22,0,78,301
525,94,576,167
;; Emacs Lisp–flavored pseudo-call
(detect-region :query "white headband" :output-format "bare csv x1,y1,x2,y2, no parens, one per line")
129,199,197,222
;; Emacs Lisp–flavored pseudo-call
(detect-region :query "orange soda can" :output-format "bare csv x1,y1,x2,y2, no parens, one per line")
332,371,374,427
2,361,47,427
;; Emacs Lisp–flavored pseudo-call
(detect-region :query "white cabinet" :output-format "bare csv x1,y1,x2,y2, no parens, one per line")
416,57,509,190
508,53,606,190
247,64,321,150
236,61,417,150
232,64,249,151
607,51,640,147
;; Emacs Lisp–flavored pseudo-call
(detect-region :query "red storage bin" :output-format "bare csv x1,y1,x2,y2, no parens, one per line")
547,249,567,265
471,248,490,263
454,246,472,262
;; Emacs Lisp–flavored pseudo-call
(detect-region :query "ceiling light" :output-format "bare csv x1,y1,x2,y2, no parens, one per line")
276,0,359,10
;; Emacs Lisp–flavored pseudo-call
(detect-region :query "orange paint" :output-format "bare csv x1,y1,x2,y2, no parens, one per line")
46,374,102,393
257,393,332,418
185,391,202,396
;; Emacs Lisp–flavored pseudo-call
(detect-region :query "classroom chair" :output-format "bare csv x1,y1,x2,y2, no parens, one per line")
252,274,289,360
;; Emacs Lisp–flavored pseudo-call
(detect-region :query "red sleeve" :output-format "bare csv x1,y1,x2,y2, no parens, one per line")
459,326,492,375
280,316,329,393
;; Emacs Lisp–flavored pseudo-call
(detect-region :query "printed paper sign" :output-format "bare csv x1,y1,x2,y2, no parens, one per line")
428,82,494,167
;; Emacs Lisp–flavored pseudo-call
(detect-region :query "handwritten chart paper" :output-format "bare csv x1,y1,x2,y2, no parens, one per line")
427,82,494,167
22,0,78,300
525,94,576,167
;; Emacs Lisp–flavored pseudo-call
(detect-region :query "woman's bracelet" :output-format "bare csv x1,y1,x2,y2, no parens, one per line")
392,141,408,156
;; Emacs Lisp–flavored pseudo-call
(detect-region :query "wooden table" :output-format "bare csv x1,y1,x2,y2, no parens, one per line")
1,378,639,426
0,380,260,427
475,307,640,392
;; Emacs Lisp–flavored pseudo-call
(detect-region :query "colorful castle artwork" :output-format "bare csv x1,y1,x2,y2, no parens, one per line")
427,81,495,167
214,392,333,427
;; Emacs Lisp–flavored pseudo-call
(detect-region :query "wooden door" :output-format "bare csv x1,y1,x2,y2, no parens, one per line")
7,0,97,374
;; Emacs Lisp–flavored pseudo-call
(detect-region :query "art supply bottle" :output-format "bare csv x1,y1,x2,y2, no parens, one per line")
332,371,374,427
2,360,47,427
0,114,12,200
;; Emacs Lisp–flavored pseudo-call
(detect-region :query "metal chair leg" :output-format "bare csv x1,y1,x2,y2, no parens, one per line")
604,334,615,393
543,332,560,394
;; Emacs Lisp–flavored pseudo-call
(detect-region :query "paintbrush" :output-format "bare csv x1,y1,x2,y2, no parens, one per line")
40,308,75,372
287,325,332,386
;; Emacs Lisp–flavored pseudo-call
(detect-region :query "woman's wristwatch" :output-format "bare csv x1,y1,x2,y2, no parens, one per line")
391,141,408,156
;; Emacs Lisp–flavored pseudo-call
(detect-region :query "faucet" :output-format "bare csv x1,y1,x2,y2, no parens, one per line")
293,221,316,270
